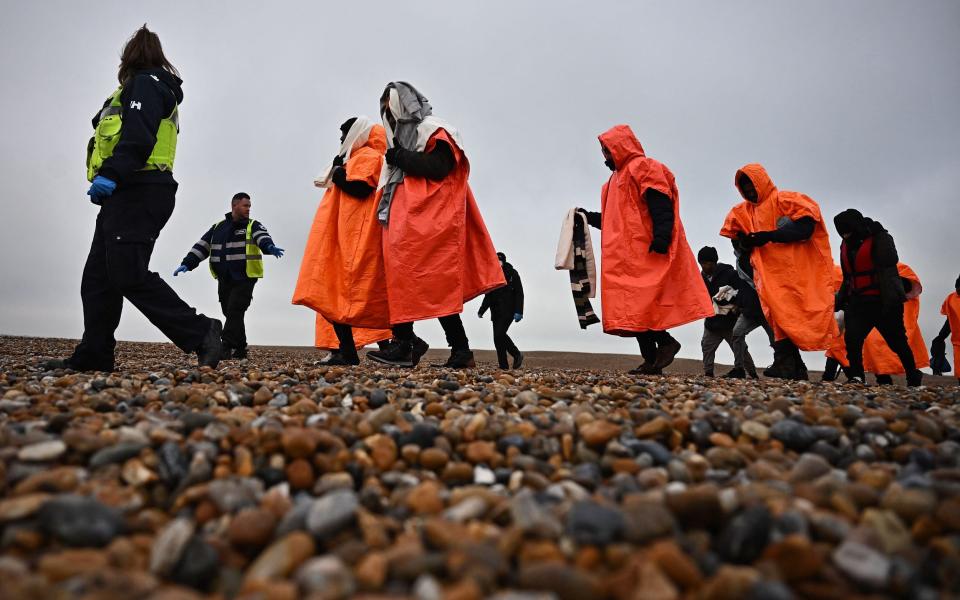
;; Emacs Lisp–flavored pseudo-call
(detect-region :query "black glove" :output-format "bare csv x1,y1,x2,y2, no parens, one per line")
649,238,670,254
385,147,399,166
332,154,344,168
747,231,773,247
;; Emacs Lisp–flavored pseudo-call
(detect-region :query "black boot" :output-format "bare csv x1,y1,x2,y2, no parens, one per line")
653,337,682,370
763,340,792,379
511,350,524,369
445,350,476,369
906,370,923,387
723,367,746,379
197,319,223,369
411,337,430,367
875,374,894,385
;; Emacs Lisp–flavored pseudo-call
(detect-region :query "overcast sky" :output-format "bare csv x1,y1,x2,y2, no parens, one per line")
1,1,958,369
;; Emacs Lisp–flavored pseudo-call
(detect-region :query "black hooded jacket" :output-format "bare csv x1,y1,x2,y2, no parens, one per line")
479,261,524,319
837,217,905,309
93,68,183,187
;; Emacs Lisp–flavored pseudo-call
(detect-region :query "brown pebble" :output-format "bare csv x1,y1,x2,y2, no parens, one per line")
420,447,449,471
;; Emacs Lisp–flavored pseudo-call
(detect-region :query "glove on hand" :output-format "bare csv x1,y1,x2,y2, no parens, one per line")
332,155,345,168
746,231,773,247
267,246,285,258
87,176,117,203
649,238,670,254
173,265,188,277
514,313,523,322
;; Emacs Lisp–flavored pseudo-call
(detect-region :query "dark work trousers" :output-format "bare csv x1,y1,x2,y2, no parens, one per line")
70,184,209,368
636,330,673,364
844,298,916,380
217,278,256,351
491,311,519,368
393,314,469,351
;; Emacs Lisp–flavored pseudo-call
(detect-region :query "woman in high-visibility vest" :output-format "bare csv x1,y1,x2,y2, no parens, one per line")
46,25,222,372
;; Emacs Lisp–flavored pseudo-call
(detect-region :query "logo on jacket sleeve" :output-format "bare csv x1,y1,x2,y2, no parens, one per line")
130,101,142,110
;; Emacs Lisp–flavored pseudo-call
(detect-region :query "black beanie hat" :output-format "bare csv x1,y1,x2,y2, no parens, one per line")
834,209,865,236
697,246,718,263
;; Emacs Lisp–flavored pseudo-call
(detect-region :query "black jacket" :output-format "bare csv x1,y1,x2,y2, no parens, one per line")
181,214,276,280
480,262,524,319
702,263,740,332
838,218,905,309
93,69,183,187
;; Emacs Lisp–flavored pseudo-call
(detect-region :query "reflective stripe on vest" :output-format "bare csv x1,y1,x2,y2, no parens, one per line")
86,86,179,181
841,236,880,296
209,220,263,280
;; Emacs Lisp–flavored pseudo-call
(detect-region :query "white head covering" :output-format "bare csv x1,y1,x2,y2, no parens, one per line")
314,116,375,189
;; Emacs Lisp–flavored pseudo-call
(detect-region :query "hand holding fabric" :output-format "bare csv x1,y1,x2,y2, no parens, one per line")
648,238,670,254
87,175,116,202
332,155,345,168
513,313,523,322
478,307,486,318
267,246,285,258
385,147,399,166
173,265,188,277
746,231,773,247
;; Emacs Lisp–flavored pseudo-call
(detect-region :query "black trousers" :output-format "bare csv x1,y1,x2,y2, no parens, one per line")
217,278,256,350
844,298,916,380
491,312,519,368
636,330,673,363
393,314,469,351
332,322,358,357
70,184,209,368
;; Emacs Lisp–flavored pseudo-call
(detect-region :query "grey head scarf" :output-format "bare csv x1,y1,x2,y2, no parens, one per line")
377,81,433,224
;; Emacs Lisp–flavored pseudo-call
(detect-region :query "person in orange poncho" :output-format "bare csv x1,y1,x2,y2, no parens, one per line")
833,209,923,386
292,117,392,365
366,82,504,369
579,125,713,374
931,274,960,384
720,164,837,380
824,262,929,384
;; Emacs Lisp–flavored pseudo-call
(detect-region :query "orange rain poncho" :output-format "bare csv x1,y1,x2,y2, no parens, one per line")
720,164,837,350
597,125,712,334
381,129,504,324
941,291,960,377
292,125,392,349
827,263,930,374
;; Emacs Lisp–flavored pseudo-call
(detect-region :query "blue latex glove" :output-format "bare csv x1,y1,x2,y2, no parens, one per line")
87,176,117,202
513,313,523,322
173,265,188,277
267,246,285,258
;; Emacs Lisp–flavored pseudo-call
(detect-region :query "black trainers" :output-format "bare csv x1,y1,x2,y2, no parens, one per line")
320,351,360,366
42,357,114,373
232,346,248,360
411,337,430,367
653,338,682,370
723,368,746,379
197,319,223,369
446,350,476,369
629,363,662,375
511,351,524,369
367,340,415,367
